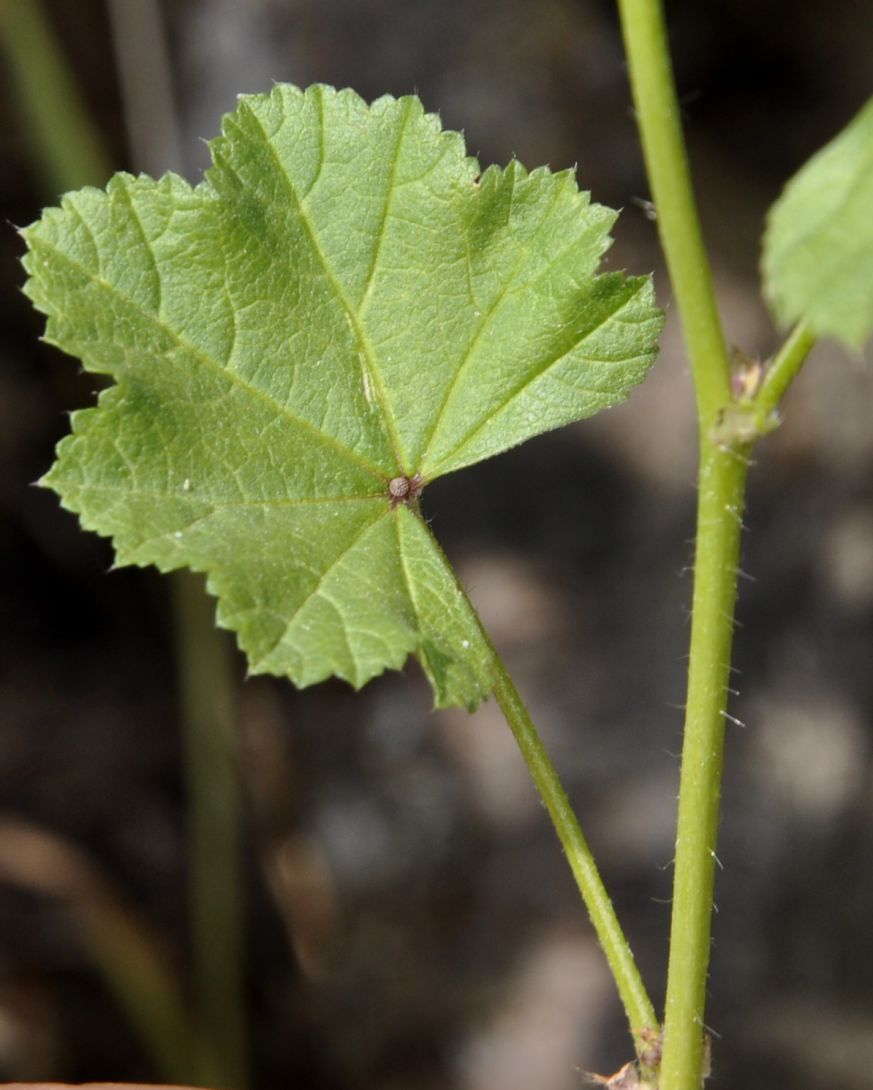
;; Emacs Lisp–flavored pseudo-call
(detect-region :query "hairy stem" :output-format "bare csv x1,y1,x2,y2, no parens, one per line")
617,2,745,1087
661,443,748,1088
617,0,731,430
618,10,820,1083
489,647,659,1048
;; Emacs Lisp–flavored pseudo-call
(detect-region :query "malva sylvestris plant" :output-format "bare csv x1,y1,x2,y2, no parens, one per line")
20,2,873,1087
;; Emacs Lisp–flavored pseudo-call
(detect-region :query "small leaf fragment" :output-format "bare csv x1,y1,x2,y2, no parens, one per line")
762,95,873,350
23,84,662,708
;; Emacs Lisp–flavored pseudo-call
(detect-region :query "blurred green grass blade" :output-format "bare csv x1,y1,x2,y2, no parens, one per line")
174,572,248,1088
6,2,247,1082
0,0,111,193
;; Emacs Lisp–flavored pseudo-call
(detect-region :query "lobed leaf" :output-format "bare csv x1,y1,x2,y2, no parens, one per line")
23,84,662,708
762,94,873,350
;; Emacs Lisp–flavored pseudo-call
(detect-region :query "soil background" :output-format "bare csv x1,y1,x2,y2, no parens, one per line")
2,2,873,1088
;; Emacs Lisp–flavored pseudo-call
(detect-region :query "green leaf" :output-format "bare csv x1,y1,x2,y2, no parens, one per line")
22,84,662,708
762,95,873,350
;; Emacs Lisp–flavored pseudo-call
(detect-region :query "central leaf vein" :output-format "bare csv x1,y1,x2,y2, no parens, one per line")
418,172,569,470
429,281,647,473
245,98,409,472
34,237,387,484
51,479,384,508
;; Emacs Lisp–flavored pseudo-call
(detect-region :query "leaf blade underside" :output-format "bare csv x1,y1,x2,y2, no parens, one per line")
762,94,873,351
24,83,662,708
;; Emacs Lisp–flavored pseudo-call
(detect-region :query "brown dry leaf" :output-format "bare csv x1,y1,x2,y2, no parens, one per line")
584,1060,654,1089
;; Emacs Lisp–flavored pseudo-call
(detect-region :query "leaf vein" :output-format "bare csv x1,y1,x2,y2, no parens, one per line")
118,181,163,314
49,480,384,508
429,279,649,472
33,236,387,482
357,96,415,311
394,511,421,646
300,86,327,199
242,99,408,470
250,511,386,671
418,172,570,467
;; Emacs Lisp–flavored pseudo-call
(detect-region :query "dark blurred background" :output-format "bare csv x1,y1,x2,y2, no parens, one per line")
2,1,873,1088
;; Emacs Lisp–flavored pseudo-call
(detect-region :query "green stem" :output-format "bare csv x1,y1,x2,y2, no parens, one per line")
616,3,750,1087
617,0,731,430
616,23,820,1085
489,645,659,1048
753,321,817,430
420,516,657,1051
660,443,748,1089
